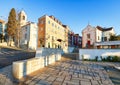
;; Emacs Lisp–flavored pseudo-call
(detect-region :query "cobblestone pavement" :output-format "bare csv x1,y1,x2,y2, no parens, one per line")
0,65,17,85
21,59,114,85
1,57,119,85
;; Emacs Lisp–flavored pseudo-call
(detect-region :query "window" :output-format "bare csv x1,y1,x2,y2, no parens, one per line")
40,20,44,24
55,25,57,28
98,36,99,40
48,20,50,24
52,23,54,27
25,33,27,39
52,36,54,40
48,43,50,48
102,37,104,41
104,37,107,41
23,15,25,20
25,27,27,31
87,34,90,39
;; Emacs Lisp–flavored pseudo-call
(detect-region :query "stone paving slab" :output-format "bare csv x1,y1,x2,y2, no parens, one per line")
20,60,115,85
1,57,120,85
0,65,17,85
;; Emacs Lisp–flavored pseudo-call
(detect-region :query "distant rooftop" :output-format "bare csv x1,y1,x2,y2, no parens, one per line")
49,15,63,26
0,19,5,23
96,26,113,31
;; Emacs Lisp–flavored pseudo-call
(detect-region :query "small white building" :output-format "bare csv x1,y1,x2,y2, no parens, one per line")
20,22,38,50
19,10,38,50
82,25,96,48
96,26,115,42
82,25,115,48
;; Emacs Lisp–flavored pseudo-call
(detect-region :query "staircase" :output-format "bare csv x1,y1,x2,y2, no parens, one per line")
72,48,79,53
62,48,79,60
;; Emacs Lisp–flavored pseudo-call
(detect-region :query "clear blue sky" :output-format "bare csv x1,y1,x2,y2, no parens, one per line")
0,0,120,36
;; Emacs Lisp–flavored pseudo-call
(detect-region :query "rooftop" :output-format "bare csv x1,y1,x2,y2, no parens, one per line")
0,19,5,23
96,26,113,31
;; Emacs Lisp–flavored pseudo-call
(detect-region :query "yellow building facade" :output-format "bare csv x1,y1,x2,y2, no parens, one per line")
38,15,69,52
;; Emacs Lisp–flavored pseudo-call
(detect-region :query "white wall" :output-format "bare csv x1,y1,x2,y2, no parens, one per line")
20,23,38,50
79,49,120,60
20,25,28,45
96,28,102,42
29,23,38,50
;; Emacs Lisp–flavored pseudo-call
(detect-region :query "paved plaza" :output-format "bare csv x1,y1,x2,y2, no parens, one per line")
1,57,120,85
19,58,115,85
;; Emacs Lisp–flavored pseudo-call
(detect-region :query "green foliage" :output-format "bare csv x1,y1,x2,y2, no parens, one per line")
109,34,117,41
102,56,120,62
112,56,120,62
109,34,120,41
106,56,112,62
116,35,120,40
81,55,84,60
7,8,17,38
102,58,106,61
87,56,120,62
95,56,98,61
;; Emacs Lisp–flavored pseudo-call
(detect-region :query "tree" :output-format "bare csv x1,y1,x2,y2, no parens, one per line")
7,8,17,46
0,34,3,43
15,19,21,47
109,34,120,41
109,34,117,41
116,35,120,40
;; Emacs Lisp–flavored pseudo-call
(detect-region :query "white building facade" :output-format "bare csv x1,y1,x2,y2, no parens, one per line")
19,10,38,50
20,22,38,50
82,25,115,48
96,26,115,42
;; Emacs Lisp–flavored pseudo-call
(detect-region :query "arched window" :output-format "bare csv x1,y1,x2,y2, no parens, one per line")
48,43,50,48
23,15,25,20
